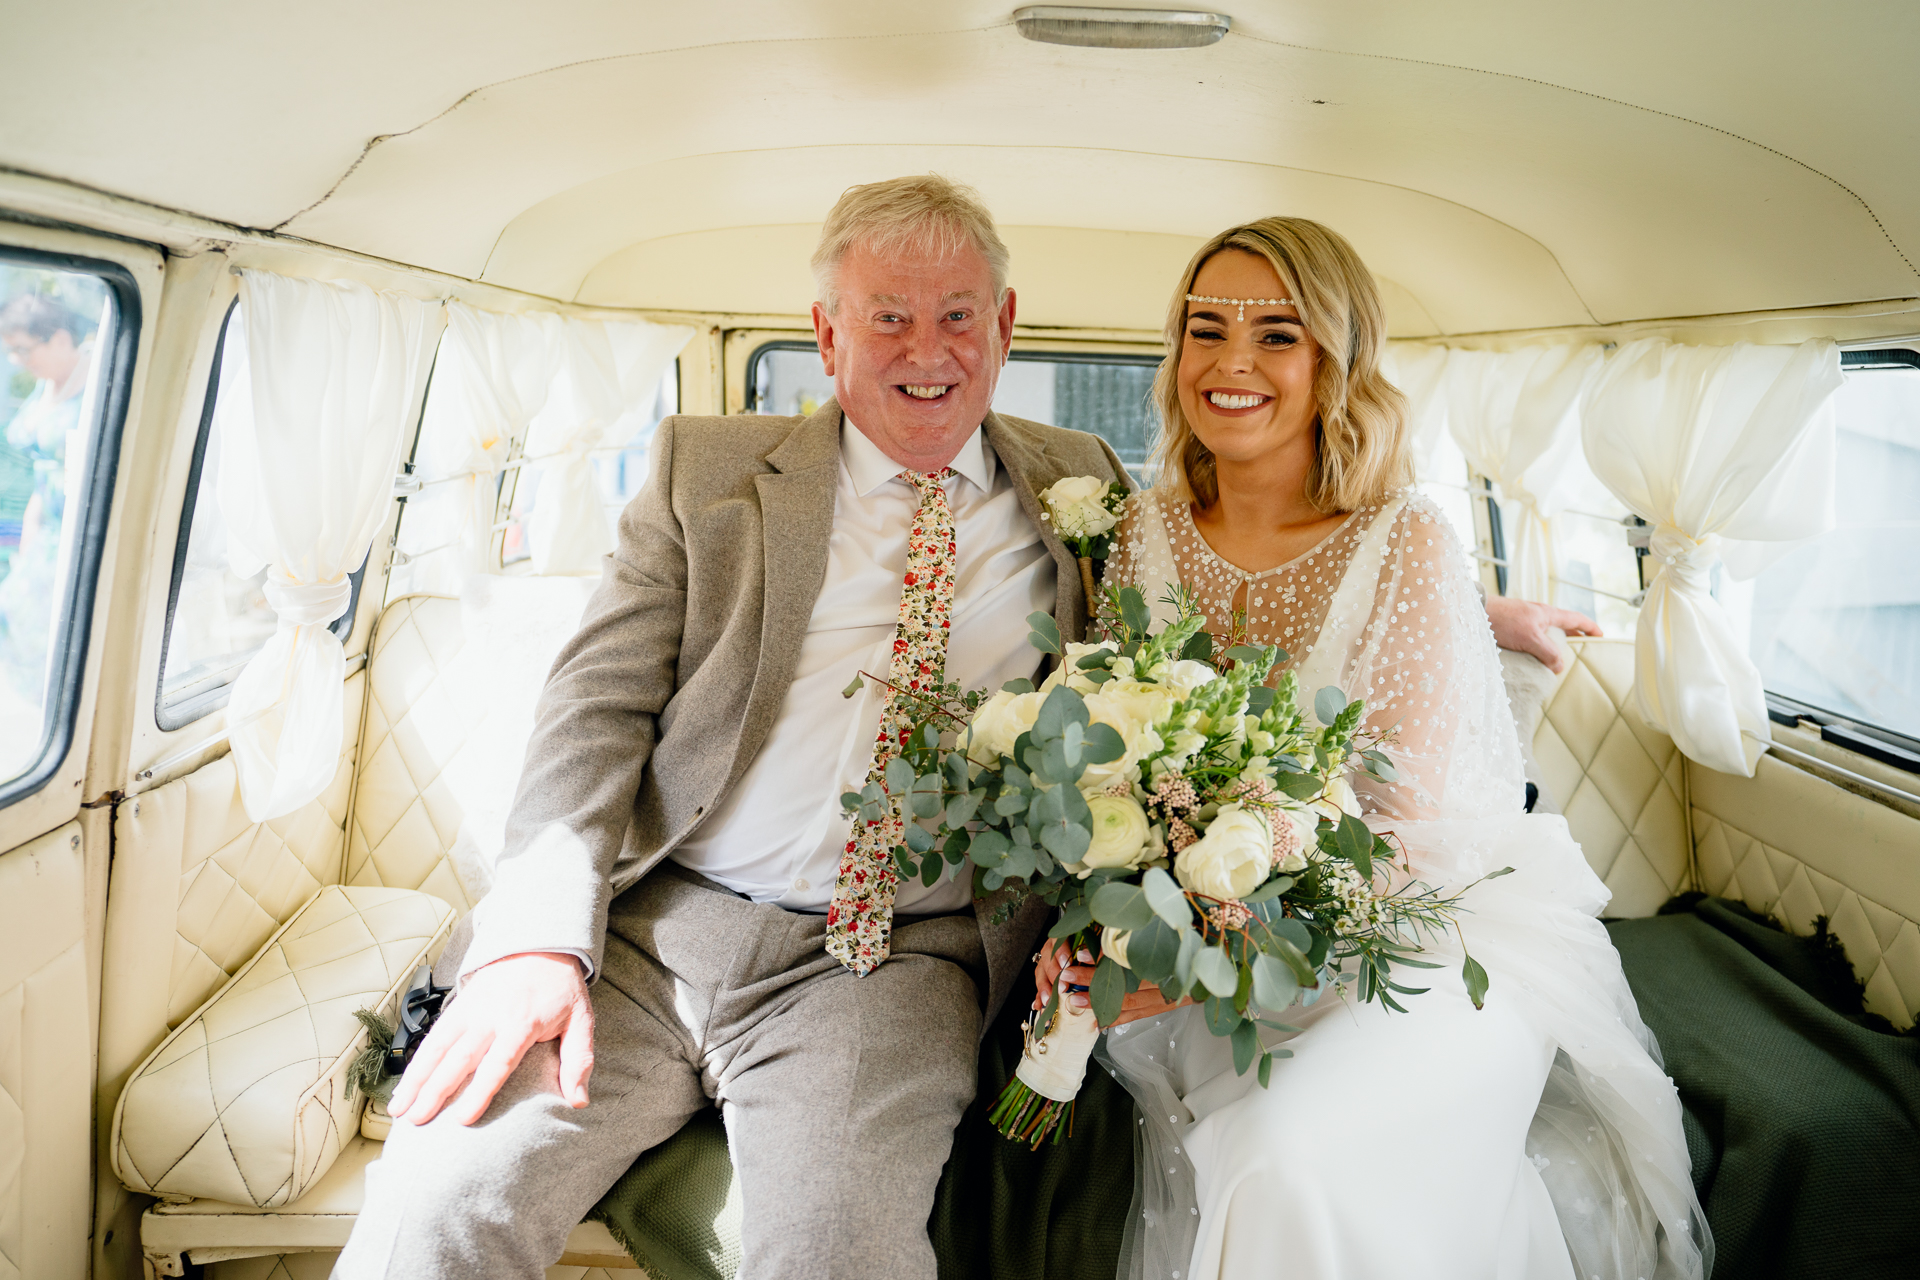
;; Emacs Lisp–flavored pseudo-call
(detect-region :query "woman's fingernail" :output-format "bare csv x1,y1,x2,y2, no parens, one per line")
1069,994,1089,1008
1076,949,1093,963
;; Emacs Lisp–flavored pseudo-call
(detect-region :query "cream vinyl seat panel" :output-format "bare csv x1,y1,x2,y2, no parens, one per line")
114,887,455,1210
1528,638,1692,919
1692,754,1920,1030
345,578,598,911
100,676,367,1110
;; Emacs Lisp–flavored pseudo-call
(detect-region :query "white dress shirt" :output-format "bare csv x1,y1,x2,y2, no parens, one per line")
670,419,1056,914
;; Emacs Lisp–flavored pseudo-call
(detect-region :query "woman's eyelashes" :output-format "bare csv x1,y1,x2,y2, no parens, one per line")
1184,326,1299,347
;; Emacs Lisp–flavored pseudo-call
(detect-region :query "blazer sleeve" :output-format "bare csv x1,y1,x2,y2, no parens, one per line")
461,418,690,981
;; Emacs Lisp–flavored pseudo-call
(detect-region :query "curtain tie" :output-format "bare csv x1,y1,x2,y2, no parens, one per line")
263,570,353,628
1647,525,1720,596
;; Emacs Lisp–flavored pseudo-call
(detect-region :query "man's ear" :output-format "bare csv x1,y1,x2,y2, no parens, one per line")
997,287,1017,365
811,302,837,377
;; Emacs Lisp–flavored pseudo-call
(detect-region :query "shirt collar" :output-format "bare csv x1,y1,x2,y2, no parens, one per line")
841,417,994,499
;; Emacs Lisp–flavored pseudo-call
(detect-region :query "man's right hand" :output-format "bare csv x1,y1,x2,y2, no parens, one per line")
387,951,595,1127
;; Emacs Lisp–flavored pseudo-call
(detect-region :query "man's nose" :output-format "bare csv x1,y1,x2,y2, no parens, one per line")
902,320,949,369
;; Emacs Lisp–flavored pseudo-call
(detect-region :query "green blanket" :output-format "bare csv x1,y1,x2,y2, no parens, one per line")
1606,897,1920,1280
589,974,1139,1280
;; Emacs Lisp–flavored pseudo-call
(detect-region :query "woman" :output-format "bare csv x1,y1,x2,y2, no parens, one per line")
1036,219,1708,1280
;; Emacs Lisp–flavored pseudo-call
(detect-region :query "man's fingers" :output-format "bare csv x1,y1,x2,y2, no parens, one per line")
454,1038,532,1127
1551,607,1603,637
404,1028,492,1126
557,999,595,1109
1531,638,1568,674
388,1015,461,1117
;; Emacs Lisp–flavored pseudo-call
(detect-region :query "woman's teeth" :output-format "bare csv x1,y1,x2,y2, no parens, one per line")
902,384,951,399
1208,391,1268,410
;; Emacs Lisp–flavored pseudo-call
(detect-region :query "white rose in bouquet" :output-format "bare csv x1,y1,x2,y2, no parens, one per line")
1040,641,1111,695
1079,685,1171,792
1082,794,1152,869
1159,658,1218,700
1038,475,1121,540
1101,927,1132,969
964,689,1045,766
1310,776,1362,825
1175,803,1272,901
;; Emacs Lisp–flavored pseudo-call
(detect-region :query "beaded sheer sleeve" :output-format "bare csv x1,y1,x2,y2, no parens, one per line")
1110,488,1525,823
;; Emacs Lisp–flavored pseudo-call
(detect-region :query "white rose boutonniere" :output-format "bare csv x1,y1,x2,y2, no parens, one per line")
1036,475,1129,606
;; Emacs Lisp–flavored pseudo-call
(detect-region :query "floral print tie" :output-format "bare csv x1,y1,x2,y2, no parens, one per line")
826,468,957,976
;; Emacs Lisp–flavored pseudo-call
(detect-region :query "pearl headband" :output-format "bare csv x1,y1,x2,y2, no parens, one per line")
1185,293,1296,322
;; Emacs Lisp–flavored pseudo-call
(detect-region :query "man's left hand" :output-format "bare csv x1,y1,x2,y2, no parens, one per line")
1485,596,1601,674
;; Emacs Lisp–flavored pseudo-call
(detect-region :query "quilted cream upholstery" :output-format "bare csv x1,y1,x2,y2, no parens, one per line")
114,887,455,1209
344,581,595,911
0,823,92,1280
1693,753,1920,1030
1529,638,1691,918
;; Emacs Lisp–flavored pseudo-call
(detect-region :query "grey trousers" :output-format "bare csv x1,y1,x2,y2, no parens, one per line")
334,864,988,1280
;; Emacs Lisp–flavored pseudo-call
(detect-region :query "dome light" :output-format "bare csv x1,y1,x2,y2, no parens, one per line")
1012,6,1231,50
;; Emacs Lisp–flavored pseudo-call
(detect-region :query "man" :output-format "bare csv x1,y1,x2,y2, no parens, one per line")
336,175,1131,1279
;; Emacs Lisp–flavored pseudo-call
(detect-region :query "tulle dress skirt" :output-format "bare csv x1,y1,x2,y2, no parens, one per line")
1100,811,1710,1280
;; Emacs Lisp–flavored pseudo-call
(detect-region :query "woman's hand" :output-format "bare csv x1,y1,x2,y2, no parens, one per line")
1030,938,1194,1028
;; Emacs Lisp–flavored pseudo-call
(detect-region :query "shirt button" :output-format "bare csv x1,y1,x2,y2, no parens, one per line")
793,878,811,892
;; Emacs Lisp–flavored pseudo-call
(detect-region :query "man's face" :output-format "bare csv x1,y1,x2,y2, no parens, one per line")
812,238,1016,471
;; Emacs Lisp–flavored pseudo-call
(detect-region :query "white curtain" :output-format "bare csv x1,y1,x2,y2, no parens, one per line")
1381,342,1453,483
440,302,564,574
217,271,442,821
1442,345,1605,602
523,317,691,575
1582,338,1843,776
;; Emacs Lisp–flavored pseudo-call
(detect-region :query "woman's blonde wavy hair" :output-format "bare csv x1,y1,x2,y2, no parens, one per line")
1149,218,1412,513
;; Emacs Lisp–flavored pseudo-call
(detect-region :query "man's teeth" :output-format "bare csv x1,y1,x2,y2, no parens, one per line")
902,385,951,399
1208,391,1267,410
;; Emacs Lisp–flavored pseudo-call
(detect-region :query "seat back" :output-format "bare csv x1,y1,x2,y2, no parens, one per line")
1527,638,1692,918
344,579,598,912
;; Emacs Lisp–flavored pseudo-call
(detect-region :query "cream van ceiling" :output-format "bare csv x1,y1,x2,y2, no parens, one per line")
6,2,1916,335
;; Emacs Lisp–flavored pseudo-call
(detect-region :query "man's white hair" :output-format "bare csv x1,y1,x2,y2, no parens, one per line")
811,174,1011,315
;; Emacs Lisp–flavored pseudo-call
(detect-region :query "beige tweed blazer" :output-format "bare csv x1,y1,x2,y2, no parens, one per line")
466,399,1133,1023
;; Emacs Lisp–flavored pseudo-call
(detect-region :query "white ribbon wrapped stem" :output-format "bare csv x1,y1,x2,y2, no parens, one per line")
1014,998,1103,1103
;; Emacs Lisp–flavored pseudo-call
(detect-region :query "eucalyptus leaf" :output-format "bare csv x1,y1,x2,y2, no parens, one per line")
1141,867,1191,927
1002,677,1036,695
1049,902,1094,939
1222,645,1266,664
1090,882,1155,932
1241,874,1294,904
1081,721,1126,764
1267,916,1313,954
1179,630,1214,662
1272,772,1323,800
1313,685,1348,727
1175,928,1203,990
920,850,945,888
1091,955,1126,1026
1076,648,1117,670
1252,952,1300,1012
1038,820,1091,864
1231,1020,1261,1075
1246,686,1276,715
969,828,1010,867
945,791,982,828
1266,932,1316,985
903,823,935,853
994,792,1028,818
1030,784,1068,827
1193,946,1238,998
1127,916,1180,986
841,791,864,812
840,674,864,698
1027,610,1063,656
1201,996,1243,1036
1003,841,1038,880
1257,1051,1273,1088
1336,813,1373,878
1120,589,1152,638
885,756,915,795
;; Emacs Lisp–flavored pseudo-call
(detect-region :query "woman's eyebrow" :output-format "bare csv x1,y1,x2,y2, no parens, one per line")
1253,314,1304,327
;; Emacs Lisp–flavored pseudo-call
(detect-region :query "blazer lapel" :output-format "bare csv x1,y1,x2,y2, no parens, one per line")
732,402,843,789
984,412,1088,643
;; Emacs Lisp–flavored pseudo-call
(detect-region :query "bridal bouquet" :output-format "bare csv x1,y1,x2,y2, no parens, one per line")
842,583,1496,1148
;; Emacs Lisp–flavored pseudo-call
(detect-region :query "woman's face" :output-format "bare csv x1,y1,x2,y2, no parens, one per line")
1175,250,1321,477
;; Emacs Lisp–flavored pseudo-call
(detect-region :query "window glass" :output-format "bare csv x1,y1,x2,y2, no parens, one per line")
1742,363,1920,741
746,342,1160,483
157,306,356,729
0,257,127,791
498,361,677,566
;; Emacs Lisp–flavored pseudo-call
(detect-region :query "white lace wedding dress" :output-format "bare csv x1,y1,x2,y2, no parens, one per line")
1097,488,1710,1280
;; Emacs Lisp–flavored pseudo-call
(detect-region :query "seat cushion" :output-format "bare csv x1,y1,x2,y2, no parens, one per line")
1608,899,1920,1280
114,886,455,1208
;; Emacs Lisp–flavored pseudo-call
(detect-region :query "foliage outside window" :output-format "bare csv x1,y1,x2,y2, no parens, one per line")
0,253,132,795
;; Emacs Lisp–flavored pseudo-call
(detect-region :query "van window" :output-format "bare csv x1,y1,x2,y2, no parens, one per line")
746,340,1161,483
498,360,677,566
156,305,361,730
1746,352,1920,748
0,253,134,795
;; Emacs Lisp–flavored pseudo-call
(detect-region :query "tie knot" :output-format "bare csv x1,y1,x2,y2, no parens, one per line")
905,468,952,496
